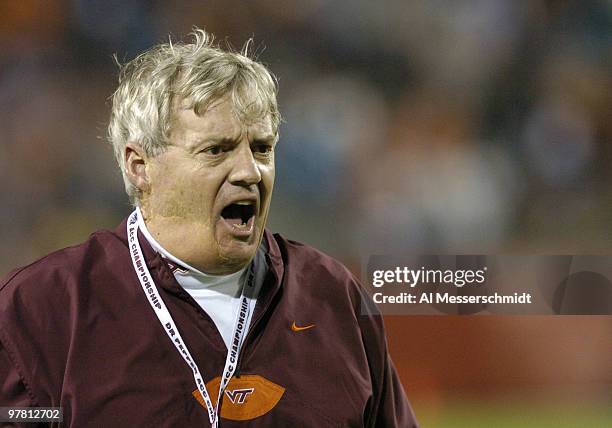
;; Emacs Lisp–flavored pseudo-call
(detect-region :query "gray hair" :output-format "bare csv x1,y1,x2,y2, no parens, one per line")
107,28,280,204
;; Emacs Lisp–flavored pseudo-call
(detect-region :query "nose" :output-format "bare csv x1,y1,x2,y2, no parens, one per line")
228,143,262,186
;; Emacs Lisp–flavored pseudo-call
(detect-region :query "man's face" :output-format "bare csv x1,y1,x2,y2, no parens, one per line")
142,97,276,274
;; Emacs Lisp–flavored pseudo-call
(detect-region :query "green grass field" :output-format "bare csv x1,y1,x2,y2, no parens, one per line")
415,398,611,428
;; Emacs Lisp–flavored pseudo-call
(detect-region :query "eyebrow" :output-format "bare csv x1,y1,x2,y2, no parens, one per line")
189,137,238,148
251,134,277,144
190,133,277,150
210,134,276,144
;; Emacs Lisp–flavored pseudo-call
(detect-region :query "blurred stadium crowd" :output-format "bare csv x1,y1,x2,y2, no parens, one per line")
1,1,611,273
1,1,610,424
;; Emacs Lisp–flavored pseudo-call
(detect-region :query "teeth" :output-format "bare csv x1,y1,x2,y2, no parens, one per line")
235,201,253,205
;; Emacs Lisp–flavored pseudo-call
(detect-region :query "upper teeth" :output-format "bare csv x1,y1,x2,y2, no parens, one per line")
235,201,253,205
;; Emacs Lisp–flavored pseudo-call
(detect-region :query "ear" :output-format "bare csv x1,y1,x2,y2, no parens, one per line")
124,143,150,194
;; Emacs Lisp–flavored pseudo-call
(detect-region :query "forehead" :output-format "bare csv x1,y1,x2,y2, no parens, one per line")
171,97,274,142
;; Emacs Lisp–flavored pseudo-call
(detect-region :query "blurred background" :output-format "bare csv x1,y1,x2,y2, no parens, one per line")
1,1,610,426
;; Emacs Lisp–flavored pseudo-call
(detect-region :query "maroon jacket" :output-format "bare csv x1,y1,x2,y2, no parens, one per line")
0,218,418,427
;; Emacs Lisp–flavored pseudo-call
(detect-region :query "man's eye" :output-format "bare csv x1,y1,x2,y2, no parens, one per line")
253,144,273,154
202,146,222,155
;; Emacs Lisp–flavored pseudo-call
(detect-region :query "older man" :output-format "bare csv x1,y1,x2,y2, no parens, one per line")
0,29,418,427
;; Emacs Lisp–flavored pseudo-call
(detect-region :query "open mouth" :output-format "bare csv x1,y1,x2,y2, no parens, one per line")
220,201,256,229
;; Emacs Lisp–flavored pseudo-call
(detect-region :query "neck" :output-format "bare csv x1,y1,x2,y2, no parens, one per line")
136,206,247,275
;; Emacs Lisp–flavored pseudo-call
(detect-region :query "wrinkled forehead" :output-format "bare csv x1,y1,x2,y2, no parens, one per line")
170,95,275,142
176,95,276,135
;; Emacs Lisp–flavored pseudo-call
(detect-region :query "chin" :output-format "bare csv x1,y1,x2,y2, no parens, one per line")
217,241,258,272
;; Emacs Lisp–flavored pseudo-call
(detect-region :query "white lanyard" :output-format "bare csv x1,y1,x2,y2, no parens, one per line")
127,210,255,427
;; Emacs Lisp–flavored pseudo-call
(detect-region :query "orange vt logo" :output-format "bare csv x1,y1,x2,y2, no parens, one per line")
291,321,315,332
193,374,285,421
225,388,254,404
